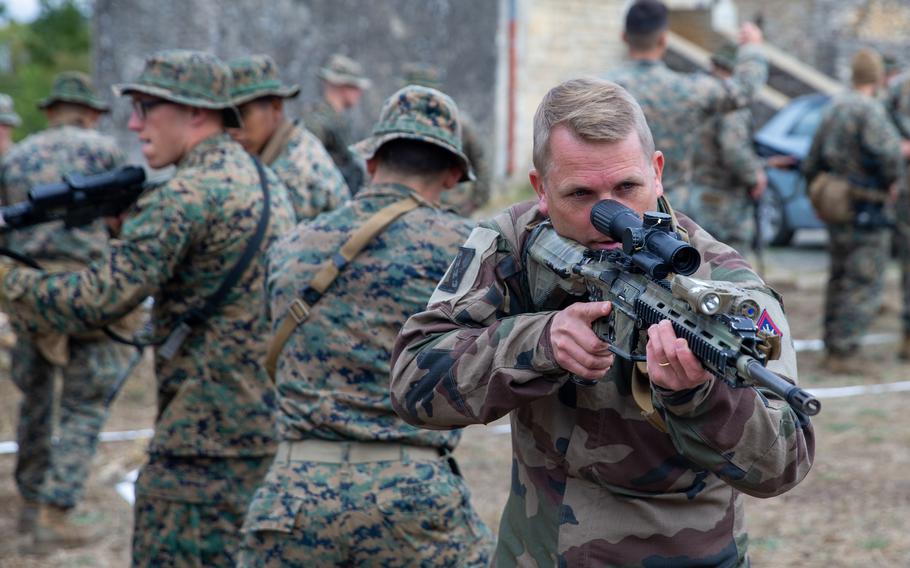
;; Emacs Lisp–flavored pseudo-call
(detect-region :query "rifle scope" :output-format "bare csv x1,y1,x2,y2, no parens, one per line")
590,199,700,278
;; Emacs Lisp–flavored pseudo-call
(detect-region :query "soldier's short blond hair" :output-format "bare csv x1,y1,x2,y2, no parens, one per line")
532,78,655,175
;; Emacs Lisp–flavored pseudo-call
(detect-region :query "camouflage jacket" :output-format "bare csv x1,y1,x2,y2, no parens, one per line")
2,133,296,458
267,182,472,447
264,118,350,221
0,123,125,264
439,114,491,217
304,100,364,193
605,46,768,197
803,91,903,191
692,108,761,194
391,201,814,567
883,72,910,139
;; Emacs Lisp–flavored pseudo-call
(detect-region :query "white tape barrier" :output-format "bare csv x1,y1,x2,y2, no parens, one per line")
793,333,897,353
0,428,153,455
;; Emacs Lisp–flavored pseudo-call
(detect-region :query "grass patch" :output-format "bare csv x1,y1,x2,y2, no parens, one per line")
862,536,891,550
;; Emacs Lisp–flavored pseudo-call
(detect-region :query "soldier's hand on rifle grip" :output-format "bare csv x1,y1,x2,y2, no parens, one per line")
646,319,713,391
550,301,615,382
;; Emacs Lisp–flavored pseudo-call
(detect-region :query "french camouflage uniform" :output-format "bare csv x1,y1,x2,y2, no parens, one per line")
239,86,492,568
0,50,296,566
884,72,910,336
605,45,768,208
305,54,372,195
391,200,815,567
689,107,762,251
803,90,904,356
229,55,350,222
0,70,131,512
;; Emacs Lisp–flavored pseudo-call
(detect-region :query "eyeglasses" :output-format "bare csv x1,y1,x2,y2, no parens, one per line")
131,99,170,120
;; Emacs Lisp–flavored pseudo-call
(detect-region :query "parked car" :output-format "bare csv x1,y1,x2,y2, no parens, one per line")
753,93,831,245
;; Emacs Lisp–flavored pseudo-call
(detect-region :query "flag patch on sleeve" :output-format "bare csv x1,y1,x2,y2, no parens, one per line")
757,309,782,337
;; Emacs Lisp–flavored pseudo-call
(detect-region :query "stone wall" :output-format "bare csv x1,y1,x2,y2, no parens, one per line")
94,0,502,168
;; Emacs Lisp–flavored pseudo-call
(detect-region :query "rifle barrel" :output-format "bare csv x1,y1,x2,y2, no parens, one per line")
742,357,821,416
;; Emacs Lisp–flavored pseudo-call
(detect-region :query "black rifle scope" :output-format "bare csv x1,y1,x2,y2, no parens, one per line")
590,199,700,278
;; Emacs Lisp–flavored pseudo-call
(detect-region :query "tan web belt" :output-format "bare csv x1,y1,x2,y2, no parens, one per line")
275,439,441,464
264,196,419,379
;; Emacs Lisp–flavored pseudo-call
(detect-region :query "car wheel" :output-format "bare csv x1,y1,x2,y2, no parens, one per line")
758,185,794,246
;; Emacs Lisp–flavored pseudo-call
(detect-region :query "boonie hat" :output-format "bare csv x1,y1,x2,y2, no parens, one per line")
229,55,301,106
38,71,110,112
317,54,371,90
351,85,474,182
113,49,241,128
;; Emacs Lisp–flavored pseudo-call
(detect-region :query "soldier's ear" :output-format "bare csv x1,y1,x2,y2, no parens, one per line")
529,168,549,215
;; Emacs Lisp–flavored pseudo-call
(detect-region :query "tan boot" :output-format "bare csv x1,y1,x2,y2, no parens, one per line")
822,352,866,375
31,504,101,551
899,335,910,361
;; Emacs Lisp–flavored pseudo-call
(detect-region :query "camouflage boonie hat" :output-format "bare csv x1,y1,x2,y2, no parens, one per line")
317,54,371,89
710,43,737,72
401,62,442,90
38,71,110,112
228,55,300,105
0,94,21,127
113,49,241,128
352,85,474,182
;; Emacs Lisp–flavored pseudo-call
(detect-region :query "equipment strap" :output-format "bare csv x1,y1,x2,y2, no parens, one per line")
264,196,419,379
260,119,296,166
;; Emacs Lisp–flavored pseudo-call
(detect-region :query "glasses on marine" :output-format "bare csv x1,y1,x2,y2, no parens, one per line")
131,99,170,120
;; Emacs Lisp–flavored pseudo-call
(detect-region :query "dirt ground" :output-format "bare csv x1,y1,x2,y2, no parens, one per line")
1,242,909,567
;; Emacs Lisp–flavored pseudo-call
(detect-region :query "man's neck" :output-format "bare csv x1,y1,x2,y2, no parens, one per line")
184,123,224,157
370,170,445,203
855,84,877,97
627,48,664,62
324,89,347,114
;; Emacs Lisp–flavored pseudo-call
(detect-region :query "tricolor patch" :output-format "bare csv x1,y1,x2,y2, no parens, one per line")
757,309,782,337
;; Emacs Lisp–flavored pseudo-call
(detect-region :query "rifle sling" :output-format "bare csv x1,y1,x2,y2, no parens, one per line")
633,362,669,432
260,119,296,166
264,196,420,379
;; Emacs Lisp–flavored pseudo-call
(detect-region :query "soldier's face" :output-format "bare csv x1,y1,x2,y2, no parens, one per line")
229,98,283,155
530,126,664,250
0,125,12,155
127,95,191,169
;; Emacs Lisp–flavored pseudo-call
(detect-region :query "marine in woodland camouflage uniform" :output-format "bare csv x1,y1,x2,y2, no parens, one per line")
0,50,295,566
391,78,815,567
0,71,132,549
304,54,371,195
0,93,20,157
239,86,493,567
401,62,492,217
689,46,766,251
228,54,350,222
605,0,768,209
882,62,910,358
804,49,904,371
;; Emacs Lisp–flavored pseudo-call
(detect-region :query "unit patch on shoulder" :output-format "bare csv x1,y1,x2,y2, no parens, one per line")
437,246,476,293
757,309,782,337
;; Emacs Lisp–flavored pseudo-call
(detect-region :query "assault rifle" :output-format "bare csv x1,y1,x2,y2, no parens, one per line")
525,199,820,416
0,166,146,234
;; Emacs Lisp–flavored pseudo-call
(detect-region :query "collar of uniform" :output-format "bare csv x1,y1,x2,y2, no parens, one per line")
631,58,665,69
355,182,435,208
178,132,233,169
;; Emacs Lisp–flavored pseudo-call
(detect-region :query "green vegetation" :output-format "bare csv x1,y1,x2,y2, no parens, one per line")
0,0,92,139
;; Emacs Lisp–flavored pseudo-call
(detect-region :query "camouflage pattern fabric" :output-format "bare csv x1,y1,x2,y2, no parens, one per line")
884,73,910,333
439,114,491,217
304,99,366,194
132,455,272,568
605,45,768,206
0,122,128,510
824,228,890,354
38,70,110,111
246,182,492,564
390,200,815,567
264,119,350,221
0,133,296,561
688,108,762,250
12,337,130,508
803,91,903,354
239,457,491,567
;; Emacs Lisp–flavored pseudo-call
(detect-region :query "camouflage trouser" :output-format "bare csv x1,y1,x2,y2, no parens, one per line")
824,226,890,354
686,185,753,252
895,190,910,332
238,450,494,567
12,336,129,508
131,455,273,568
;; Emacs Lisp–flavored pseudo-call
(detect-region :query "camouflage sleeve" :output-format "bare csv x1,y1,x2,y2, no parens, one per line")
650,283,814,498
802,114,828,184
861,104,904,187
0,181,196,335
390,225,567,428
717,110,760,188
700,44,768,115
887,78,910,138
